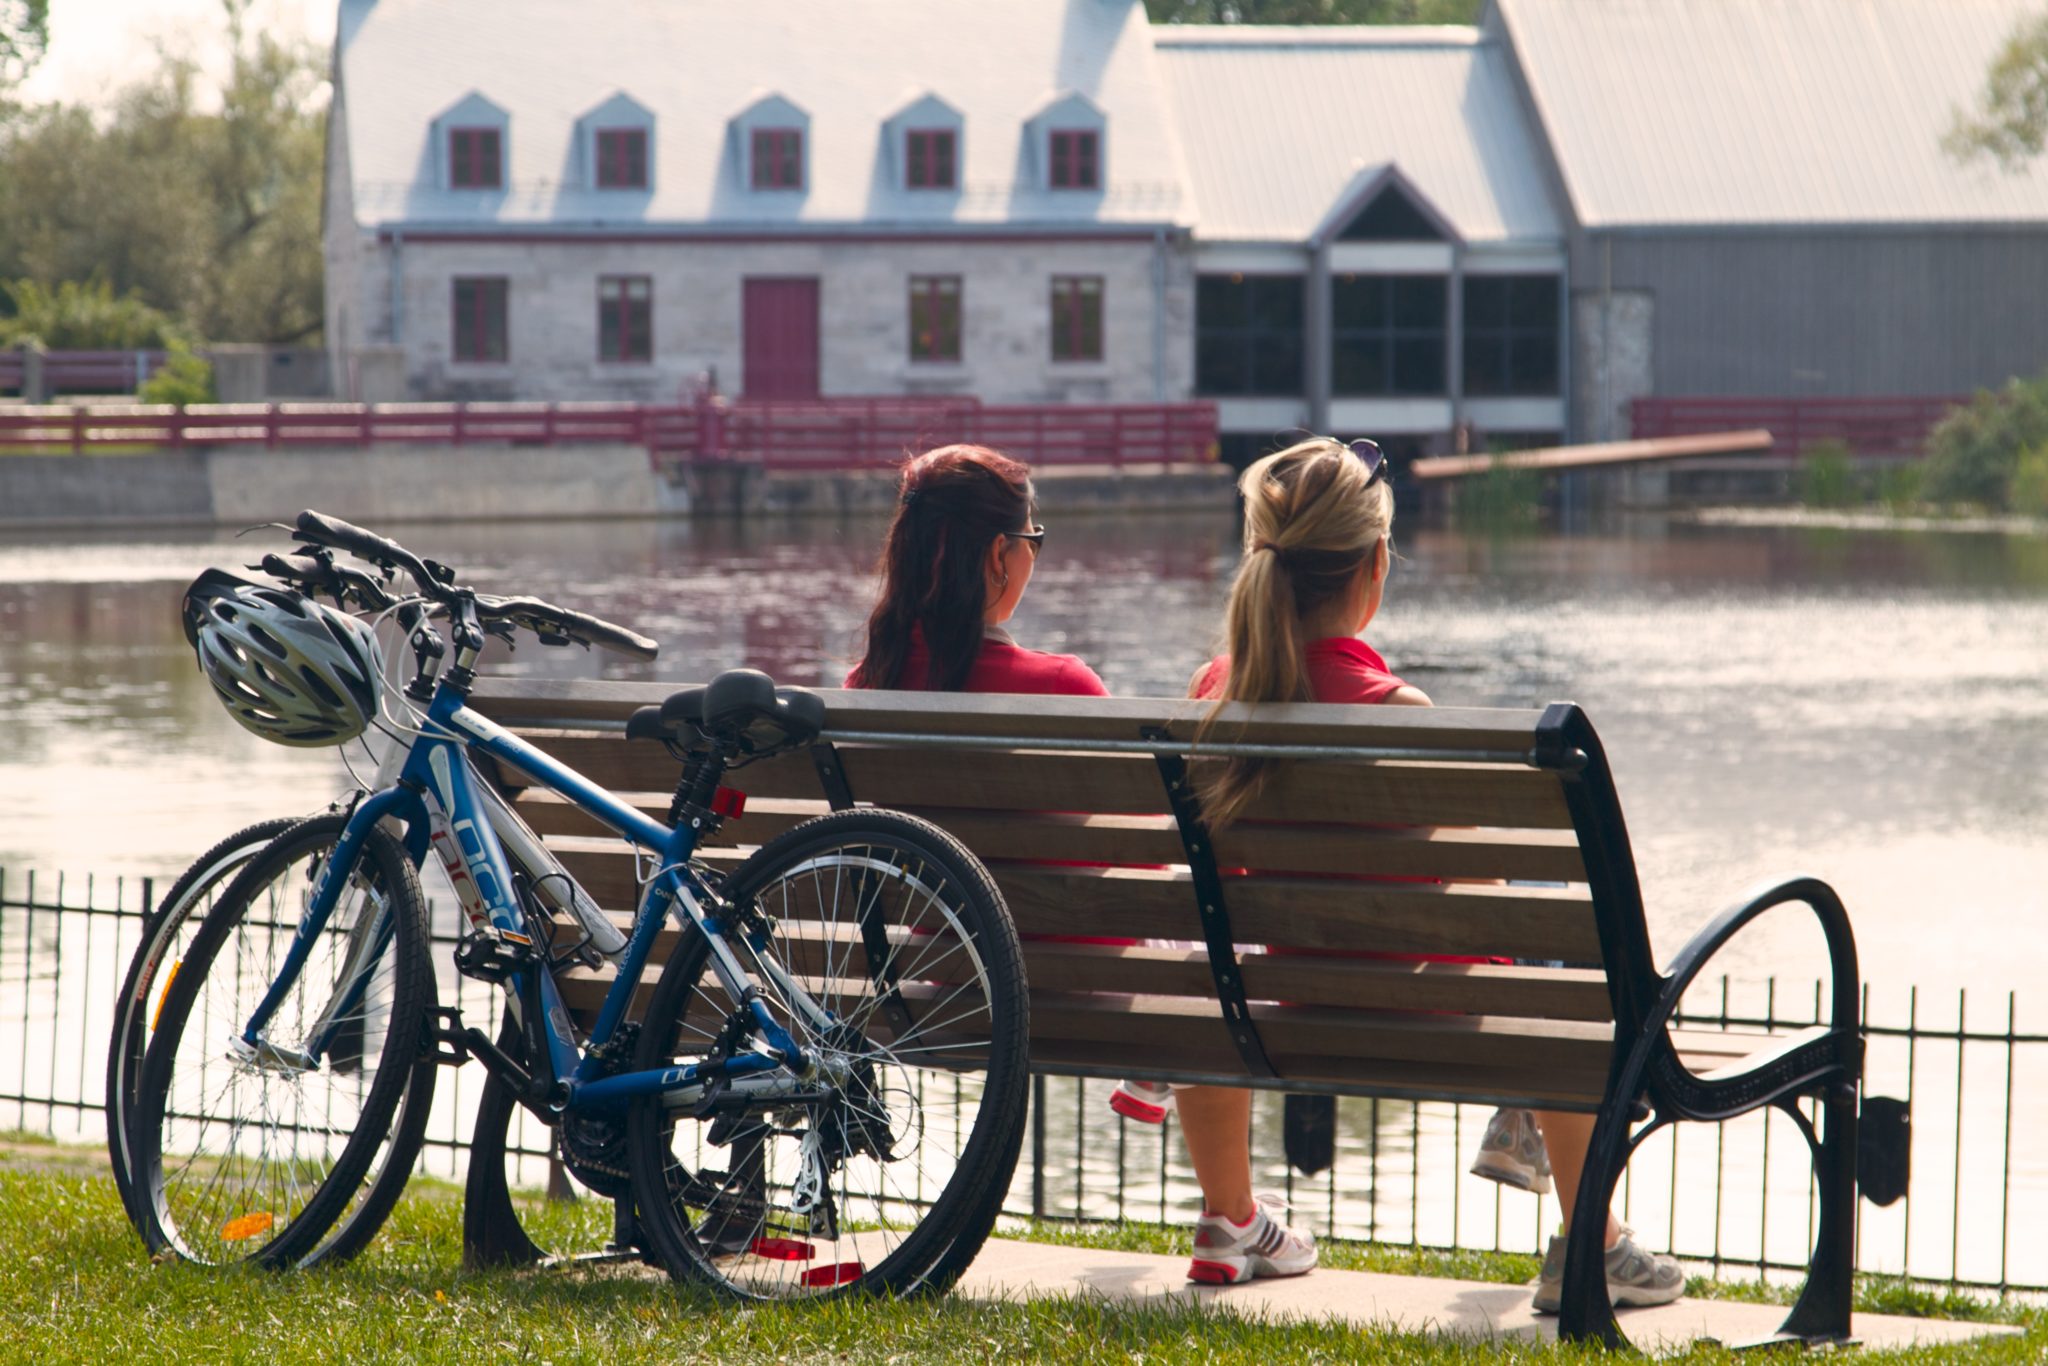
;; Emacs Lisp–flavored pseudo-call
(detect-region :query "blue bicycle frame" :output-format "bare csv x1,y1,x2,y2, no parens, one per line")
237,672,827,1112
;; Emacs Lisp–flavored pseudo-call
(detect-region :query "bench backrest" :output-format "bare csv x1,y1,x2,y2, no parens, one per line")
468,680,1665,1113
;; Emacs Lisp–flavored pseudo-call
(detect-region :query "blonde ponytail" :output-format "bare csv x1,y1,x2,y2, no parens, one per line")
1196,438,1394,828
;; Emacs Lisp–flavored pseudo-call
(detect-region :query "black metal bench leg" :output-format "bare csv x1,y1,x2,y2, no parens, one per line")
1776,1092,1859,1343
462,1021,549,1271
1555,1098,1630,1349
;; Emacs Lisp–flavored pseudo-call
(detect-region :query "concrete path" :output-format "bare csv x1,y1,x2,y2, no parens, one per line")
959,1238,2018,1353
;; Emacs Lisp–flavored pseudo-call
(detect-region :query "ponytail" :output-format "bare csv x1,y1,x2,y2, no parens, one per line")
1196,439,1393,828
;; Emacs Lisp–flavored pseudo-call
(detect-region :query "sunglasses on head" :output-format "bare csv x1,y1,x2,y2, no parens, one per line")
1346,438,1392,488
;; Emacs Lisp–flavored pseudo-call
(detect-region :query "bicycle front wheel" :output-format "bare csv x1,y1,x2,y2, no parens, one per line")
107,817,299,1233
627,809,1029,1300
131,816,436,1268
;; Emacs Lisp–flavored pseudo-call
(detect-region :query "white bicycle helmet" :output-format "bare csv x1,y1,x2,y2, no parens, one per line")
182,569,386,747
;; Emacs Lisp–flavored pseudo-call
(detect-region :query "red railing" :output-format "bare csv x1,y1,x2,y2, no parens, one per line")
0,396,1221,469
0,349,169,395
1630,395,1967,458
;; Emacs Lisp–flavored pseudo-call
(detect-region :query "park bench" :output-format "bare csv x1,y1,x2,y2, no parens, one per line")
459,676,1870,1349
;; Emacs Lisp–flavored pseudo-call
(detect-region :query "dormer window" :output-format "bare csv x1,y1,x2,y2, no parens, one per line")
595,128,647,189
449,127,502,189
752,128,804,189
906,128,957,190
1049,130,1099,190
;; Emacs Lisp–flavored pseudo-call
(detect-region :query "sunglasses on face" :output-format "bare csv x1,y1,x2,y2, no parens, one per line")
1347,438,1392,488
1006,524,1047,556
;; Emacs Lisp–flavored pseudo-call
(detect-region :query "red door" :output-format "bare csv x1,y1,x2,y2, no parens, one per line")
742,277,821,398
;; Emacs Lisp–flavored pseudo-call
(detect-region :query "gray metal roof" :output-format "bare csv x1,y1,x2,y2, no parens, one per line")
1496,0,2048,228
335,0,1191,230
1151,26,1564,246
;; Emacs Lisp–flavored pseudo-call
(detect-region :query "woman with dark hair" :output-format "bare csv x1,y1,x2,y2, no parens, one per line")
846,444,1102,695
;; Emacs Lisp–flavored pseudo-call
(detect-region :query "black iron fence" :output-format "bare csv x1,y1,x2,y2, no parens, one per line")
4,867,2039,1293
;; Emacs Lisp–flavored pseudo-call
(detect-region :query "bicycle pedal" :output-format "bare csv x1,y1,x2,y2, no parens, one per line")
453,926,539,983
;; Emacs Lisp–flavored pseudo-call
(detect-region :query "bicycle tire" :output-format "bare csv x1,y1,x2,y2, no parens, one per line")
131,816,437,1268
626,808,1029,1300
107,817,299,1232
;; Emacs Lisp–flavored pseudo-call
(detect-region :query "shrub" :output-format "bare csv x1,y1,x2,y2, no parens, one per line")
138,340,215,407
0,277,183,351
1796,440,1855,508
1454,453,1544,531
2010,442,2048,518
1878,461,1923,514
1921,376,2048,509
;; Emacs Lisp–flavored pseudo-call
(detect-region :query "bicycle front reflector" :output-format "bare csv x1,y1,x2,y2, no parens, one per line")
151,960,182,1032
747,1237,815,1261
219,1212,275,1242
799,1262,863,1288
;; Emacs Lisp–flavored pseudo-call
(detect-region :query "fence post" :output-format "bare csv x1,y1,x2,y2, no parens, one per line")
452,403,466,447
265,402,279,451
71,405,84,456
1030,1074,1047,1222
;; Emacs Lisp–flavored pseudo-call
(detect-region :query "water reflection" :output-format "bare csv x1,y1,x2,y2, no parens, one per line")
1,511,2045,999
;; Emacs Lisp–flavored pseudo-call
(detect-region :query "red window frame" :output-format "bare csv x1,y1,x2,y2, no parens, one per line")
598,275,653,363
908,276,962,363
594,128,648,189
1050,276,1103,363
905,128,957,190
452,277,509,363
1048,129,1099,190
751,128,804,189
448,126,502,189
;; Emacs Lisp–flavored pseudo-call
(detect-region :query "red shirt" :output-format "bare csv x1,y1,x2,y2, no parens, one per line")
1191,636,1407,705
845,626,1108,697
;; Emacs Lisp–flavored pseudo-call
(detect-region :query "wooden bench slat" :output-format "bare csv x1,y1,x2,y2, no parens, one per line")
467,678,1553,756
1021,942,1613,1020
516,791,1587,883
501,737,1575,831
547,848,1607,970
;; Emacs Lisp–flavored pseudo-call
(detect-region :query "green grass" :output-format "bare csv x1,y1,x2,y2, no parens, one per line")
1,1168,2040,1364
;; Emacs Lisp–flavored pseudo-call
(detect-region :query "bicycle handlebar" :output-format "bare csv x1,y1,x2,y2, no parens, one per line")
258,551,397,614
287,509,659,660
474,593,661,661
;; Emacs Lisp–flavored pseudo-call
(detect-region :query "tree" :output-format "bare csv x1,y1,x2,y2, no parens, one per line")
0,0,327,344
1946,12,2048,170
0,0,48,95
1144,0,1479,23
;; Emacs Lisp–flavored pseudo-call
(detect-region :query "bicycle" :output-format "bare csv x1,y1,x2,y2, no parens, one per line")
130,510,1031,1297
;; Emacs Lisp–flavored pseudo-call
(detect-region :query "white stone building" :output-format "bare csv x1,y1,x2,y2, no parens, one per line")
327,0,2048,460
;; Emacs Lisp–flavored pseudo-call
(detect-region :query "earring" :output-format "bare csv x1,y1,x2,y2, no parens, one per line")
997,570,1010,593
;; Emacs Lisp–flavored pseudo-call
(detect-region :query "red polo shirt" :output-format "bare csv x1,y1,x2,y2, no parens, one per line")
1191,636,1407,704
845,626,1108,696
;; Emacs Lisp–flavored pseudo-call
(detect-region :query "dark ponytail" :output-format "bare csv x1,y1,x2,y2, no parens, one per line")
851,444,1034,691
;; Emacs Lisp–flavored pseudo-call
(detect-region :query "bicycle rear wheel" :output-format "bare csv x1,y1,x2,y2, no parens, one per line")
131,816,436,1268
626,809,1028,1300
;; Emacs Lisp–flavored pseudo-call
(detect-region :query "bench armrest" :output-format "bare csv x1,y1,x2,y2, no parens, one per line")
1650,873,1861,1042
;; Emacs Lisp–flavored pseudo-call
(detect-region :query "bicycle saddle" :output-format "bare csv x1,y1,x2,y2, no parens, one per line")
625,672,824,755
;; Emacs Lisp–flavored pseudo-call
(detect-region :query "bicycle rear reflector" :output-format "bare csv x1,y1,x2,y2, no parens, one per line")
799,1262,863,1288
747,1237,814,1261
218,1212,275,1242
712,787,746,819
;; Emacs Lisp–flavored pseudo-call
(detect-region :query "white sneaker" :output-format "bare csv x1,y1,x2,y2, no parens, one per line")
1109,1079,1176,1124
1470,1107,1554,1194
1188,1193,1317,1284
1531,1226,1685,1313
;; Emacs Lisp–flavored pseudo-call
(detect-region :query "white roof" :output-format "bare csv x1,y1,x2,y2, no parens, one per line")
1151,26,1563,246
336,0,1191,230
1497,0,2048,228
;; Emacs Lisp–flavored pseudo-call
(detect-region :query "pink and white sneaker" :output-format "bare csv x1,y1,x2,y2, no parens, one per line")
1108,1079,1176,1124
1188,1194,1318,1284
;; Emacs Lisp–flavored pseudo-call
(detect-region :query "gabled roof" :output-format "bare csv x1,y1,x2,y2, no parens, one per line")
1495,0,2048,228
336,0,1190,230
1150,25,1563,246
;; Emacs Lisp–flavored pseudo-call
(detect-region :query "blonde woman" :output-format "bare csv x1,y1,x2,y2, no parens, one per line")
1111,438,1682,1311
